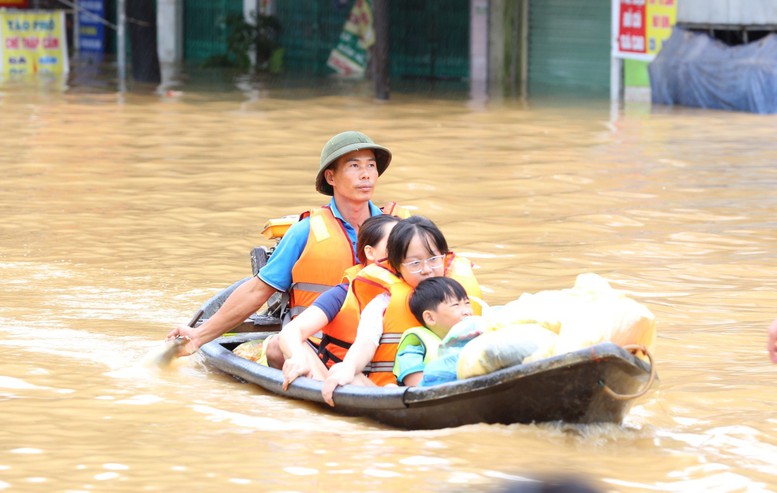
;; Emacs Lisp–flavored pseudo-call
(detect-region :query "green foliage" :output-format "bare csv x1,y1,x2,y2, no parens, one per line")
225,12,281,71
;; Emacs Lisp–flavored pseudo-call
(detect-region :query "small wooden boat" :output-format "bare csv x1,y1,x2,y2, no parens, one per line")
193,217,656,430
197,324,655,430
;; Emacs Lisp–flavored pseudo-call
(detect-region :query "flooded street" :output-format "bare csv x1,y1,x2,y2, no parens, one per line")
2,72,777,492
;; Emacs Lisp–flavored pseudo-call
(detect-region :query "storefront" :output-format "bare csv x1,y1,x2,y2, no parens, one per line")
527,0,612,97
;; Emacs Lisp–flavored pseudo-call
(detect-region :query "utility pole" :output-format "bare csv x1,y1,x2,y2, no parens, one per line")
126,0,161,83
372,0,389,100
118,0,126,90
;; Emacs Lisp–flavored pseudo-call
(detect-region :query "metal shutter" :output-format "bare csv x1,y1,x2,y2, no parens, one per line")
184,0,243,63
528,0,611,97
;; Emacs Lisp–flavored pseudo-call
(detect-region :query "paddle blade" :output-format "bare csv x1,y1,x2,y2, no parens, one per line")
143,337,187,368
145,309,203,368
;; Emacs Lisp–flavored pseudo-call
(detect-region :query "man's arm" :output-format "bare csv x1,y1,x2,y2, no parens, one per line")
167,277,276,355
168,215,312,357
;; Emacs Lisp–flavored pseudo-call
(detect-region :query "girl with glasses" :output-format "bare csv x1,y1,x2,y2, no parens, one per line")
322,215,482,406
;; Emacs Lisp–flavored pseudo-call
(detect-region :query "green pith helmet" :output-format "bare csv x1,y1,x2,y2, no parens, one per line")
316,131,392,196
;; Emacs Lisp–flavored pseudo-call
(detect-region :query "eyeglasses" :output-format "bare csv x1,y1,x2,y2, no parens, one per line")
401,254,445,274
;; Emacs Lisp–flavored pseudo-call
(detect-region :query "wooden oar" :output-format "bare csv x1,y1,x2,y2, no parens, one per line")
147,309,204,368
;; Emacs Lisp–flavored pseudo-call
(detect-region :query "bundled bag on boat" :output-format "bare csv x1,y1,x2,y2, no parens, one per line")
419,352,460,387
456,323,557,379
439,315,489,355
451,273,655,376
521,273,656,363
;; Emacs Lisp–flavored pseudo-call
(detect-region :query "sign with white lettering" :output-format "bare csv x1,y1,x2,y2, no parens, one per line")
613,0,677,60
78,0,105,61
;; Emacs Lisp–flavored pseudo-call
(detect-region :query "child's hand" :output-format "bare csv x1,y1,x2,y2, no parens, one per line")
282,353,311,391
321,362,356,407
402,371,424,387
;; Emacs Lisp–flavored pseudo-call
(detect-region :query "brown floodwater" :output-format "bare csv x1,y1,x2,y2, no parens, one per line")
2,70,777,493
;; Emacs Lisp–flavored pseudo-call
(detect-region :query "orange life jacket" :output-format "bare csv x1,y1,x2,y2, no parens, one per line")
288,207,356,320
286,202,410,322
381,201,412,219
350,253,482,386
315,264,364,367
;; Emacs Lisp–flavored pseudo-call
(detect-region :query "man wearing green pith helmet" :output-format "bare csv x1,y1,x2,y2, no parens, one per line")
166,131,397,362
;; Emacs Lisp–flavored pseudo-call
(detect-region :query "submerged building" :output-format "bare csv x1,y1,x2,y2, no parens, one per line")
6,0,776,111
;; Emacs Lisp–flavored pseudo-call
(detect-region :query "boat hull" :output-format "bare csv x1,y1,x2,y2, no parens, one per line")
200,332,654,430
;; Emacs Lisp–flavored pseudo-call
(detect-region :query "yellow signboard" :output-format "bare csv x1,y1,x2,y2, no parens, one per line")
645,0,677,56
0,10,69,76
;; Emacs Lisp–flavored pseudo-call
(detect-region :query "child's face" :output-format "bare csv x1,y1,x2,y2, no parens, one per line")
426,295,472,338
363,222,396,265
399,233,445,288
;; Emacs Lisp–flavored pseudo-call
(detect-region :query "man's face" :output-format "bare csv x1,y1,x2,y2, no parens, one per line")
325,149,378,202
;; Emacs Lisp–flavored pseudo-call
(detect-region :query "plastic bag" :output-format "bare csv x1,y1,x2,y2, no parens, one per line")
438,316,488,357
417,316,486,386
233,336,275,366
456,323,558,379
521,273,655,363
419,352,460,387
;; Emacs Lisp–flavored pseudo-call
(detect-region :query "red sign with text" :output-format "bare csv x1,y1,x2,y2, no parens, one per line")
0,0,29,7
615,0,677,59
618,0,646,54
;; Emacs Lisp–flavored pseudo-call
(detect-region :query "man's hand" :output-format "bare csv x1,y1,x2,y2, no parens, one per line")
166,325,200,357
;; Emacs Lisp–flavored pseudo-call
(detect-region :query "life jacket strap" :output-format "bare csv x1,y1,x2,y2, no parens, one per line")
316,334,352,365
377,332,402,345
290,281,333,295
364,361,395,374
288,305,307,318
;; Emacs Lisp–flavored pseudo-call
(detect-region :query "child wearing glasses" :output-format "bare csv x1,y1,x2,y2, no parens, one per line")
394,277,474,386
321,215,482,406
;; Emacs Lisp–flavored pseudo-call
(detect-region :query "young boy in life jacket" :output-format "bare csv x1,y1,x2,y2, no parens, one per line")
394,277,473,387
